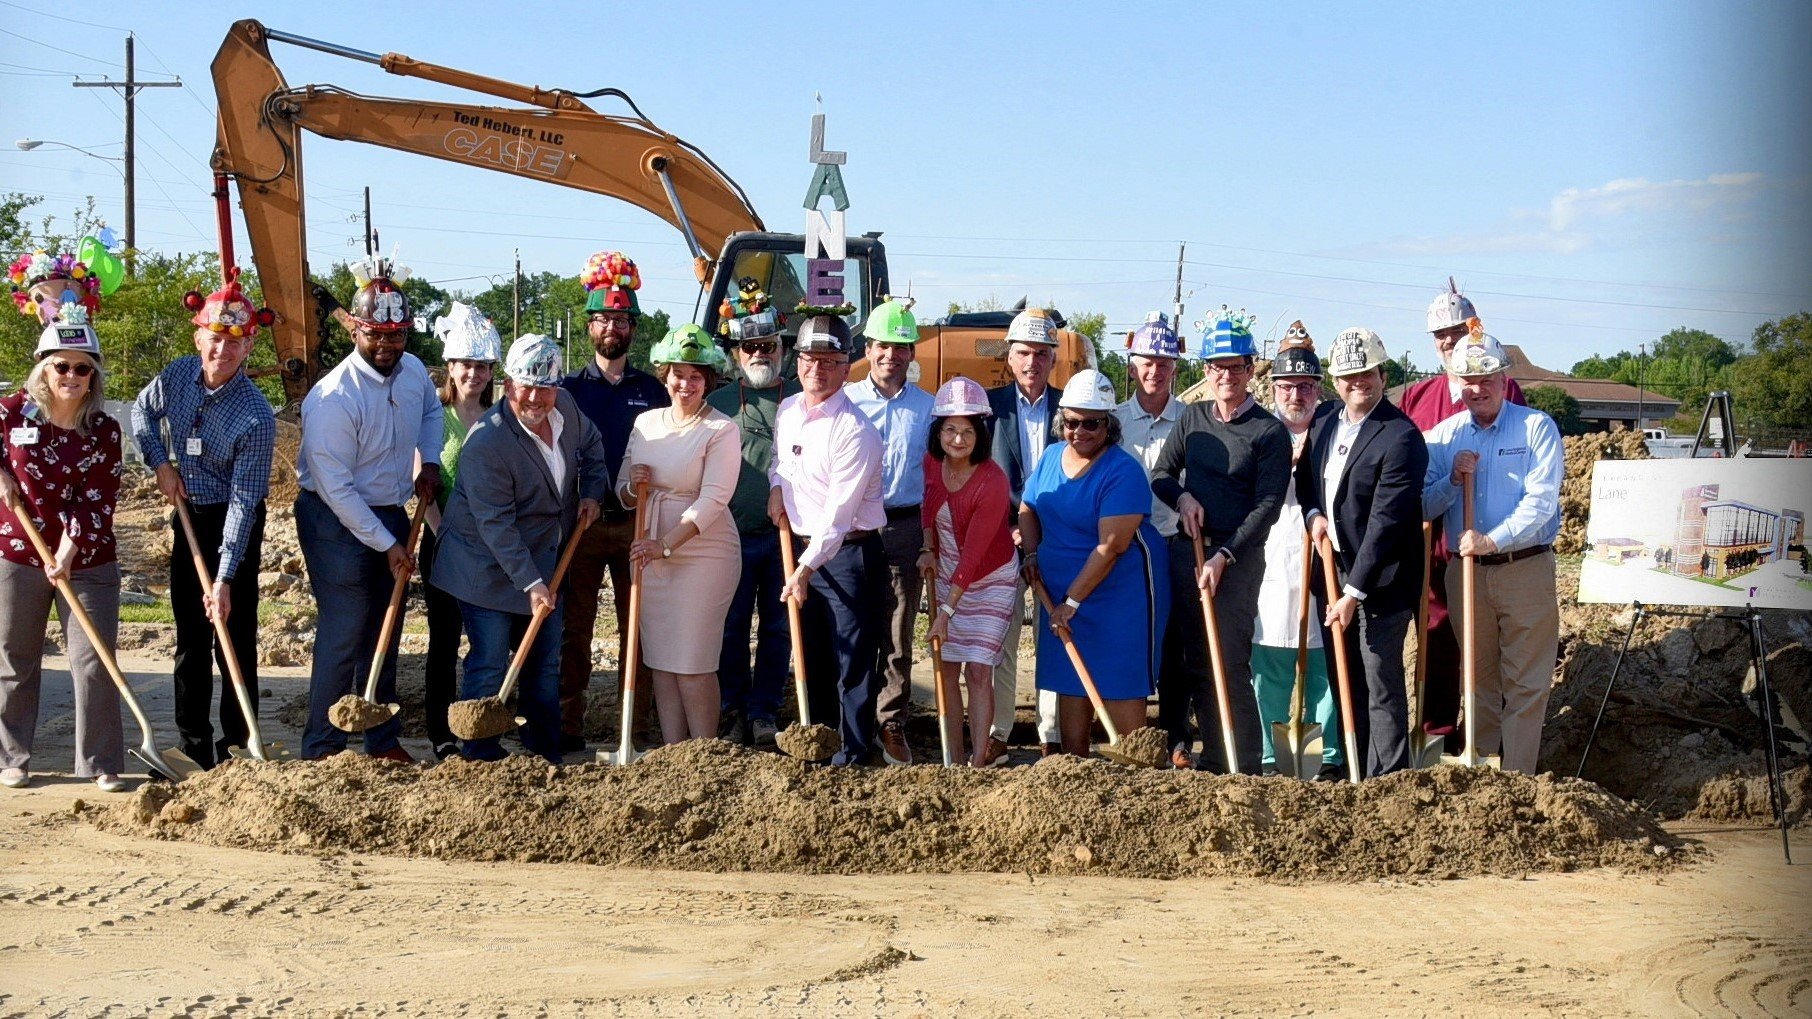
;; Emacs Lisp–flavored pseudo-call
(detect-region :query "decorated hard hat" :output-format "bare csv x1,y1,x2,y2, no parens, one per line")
1199,305,1257,360
1270,321,1321,379
433,301,502,362
1426,278,1478,333
1327,327,1390,377
582,250,642,317
10,249,101,325
1004,307,1059,347
651,323,730,371
1058,368,1117,412
503,333,565,387
794,314,853,355
1125,311,1181,360
718,277,784,343
1445,332,1512,377
931,376,991,418
862,297,919,346
184,268,273,339
35,302,102,361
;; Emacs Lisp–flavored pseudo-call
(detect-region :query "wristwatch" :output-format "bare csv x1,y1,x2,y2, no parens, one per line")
660,544,672,559
1063,596,1082,610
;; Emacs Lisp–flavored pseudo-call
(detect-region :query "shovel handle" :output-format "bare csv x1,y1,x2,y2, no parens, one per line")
1317,533,1363,783
615,483,649,758
1192,533,1241,774
778,525,811,727
1460,473,1480,764
362,500,429,703
173,499,265,759
928,632,955,768
1413,522,1433,742
1030,577,1120,745
496,513,594,705
1291,529,1313,732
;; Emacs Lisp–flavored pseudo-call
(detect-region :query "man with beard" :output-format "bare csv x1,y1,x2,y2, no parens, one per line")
1298,327,1428,778
558,252,668,752
1398,281,1524,750
296,261,442,761
707,287,799,746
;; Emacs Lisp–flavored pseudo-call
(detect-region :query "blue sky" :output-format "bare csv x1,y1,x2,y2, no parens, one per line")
3,0,1808,371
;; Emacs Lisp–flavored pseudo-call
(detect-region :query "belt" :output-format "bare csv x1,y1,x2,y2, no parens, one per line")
793,529,878,547
597,508,634,523
1476,543,1550,567
884,504,922,521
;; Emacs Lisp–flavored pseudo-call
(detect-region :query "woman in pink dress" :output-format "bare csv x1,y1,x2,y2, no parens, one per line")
917,377,1017,767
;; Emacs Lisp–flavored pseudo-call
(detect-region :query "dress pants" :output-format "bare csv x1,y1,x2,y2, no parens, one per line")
799,533,885,766
1168,535,1265,775
0,559,122,777
169,500,265,768
420,526,460,749
457,600,563,763
558,513,648,738
1335,604,1413,777
296,490,407,759
1443,550,1559,774
718,528,790,724
873,512,924,729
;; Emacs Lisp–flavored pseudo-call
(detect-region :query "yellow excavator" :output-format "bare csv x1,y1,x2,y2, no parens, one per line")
209,20,1092,406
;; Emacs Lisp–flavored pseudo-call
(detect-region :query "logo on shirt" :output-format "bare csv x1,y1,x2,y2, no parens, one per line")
1500,446,1528,456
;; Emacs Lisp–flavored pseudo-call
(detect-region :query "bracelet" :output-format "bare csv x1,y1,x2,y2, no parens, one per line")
919,547,933,555
1063,596,1081,610
938,603,956,617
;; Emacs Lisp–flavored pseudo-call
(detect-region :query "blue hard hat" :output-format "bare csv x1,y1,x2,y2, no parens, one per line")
1198,305,1257,360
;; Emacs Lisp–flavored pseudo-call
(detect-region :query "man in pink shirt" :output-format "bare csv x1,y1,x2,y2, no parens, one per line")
1397,282,1524,746
767,315,887,765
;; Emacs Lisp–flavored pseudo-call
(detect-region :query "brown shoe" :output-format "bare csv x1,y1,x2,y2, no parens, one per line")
979,735,1012,768
879,721,913,766
370,745,416,764
1170,743,1195,770
1040,741,1061,758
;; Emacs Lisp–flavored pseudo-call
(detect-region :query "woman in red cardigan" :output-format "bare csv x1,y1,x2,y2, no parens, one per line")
917,377,1018,767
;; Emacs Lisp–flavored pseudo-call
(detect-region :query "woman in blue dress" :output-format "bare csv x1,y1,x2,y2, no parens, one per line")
1019,369,1169,756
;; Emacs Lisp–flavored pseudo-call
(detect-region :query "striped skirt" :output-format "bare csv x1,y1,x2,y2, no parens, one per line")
933,504,1018,664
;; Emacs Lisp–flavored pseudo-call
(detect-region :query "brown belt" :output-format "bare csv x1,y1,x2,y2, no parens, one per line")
1476,543,1551,567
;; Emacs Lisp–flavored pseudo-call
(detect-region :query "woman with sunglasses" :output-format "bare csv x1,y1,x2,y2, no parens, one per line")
0,306,127,792
1018,369,1169,756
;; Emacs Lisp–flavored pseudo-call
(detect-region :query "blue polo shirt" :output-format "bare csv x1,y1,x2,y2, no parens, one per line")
845,376,935,509
561,360,669,514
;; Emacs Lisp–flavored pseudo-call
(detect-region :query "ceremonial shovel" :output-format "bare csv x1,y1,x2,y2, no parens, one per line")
1408,522,1445,769
1191,532,1242,774
1029,577,1159,767
14,511,194,782
330,500,427,733
923,565,956,767
605,482,650,766
771,524,840,763
448,515,591,742
172,500,274,761
1271,531,1324,780
1441,474,1501,770
1317,534,1364,784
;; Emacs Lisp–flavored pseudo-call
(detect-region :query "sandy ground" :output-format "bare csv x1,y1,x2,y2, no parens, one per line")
1,653,1807,1017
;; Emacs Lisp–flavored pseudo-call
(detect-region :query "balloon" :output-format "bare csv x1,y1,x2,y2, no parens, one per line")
78,235,125,296
97,226,118,249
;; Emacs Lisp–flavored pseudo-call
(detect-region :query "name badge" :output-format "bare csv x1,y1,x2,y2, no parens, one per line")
9,426,38,446
186,437,204,457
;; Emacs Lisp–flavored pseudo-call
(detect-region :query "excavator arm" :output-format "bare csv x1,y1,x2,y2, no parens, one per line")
210,19,763,404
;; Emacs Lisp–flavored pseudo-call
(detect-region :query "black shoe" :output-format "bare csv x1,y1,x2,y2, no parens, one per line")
719,708,747,744
1261,764,1281,777
1314,762,1345,783
433,741,460,761
559,733,586,753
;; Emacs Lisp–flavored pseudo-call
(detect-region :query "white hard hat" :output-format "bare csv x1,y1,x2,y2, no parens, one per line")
931,376,990,418
504,333,564,386
1426,279,1477,333
1058,368,1117,412
1445,334,1512,377
1327,327,1390,377
434,301,502,362
35,304,102,361
1004,307,1059,347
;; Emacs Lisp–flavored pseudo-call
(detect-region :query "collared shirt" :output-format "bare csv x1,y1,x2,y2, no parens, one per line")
297,351,443,553
707,377,801,535
1423,400,1563,553
1114,391,1183,537
562,360,668,514
131,354,276,580
1320,404,1376,557
768,389,885,571
845,376,934,509
1017,385,1051,480
518,407,568,497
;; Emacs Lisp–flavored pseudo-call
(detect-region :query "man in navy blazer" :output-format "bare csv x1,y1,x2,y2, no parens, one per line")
430,334,607,762
1295,328,1428,778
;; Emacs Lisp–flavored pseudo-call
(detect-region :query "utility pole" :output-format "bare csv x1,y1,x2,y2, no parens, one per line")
1172,242,1186,352
72,35,180,276
512,248,521,340
1637,343,1647,431
362,187,377,257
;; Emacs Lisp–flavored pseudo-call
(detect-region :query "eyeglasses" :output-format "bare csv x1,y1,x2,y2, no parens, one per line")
1060,416,1107,432
50,361,95,377
797,356,848,371
588,314,634,330
739,341,778,356
939,426,977,440
1206,361,1251,376
1273,381,1319,395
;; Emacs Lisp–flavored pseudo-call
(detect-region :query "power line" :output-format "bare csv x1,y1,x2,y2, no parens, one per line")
0,26,129,69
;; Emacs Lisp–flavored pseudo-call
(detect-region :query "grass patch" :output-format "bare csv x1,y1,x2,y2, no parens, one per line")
119,597,287,626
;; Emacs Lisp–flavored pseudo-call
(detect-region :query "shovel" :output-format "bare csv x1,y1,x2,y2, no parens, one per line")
773,524,840,763
330,500,428,733
1029,577,1161,767
14,511,195,782
605,482,650,766
924,565,956,768
172,500,274,762
1317,534,1364,783
448,514,592,742
1408,522,1444,769
1272,530,1325,780
1441,474,1501,770
1191,533,1243,775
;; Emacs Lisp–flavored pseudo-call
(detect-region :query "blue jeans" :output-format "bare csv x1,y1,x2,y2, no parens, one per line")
717,528,790,723
297,490,407,759
800,533,885,766
458,600,563,763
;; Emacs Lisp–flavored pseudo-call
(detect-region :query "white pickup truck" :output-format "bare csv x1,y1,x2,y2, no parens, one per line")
1644,428,1696,458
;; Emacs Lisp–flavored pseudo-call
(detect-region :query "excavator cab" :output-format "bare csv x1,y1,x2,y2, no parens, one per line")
700,232,890,346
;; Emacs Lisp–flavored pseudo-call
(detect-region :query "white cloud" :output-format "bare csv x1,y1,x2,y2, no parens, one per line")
1546,173,1764,231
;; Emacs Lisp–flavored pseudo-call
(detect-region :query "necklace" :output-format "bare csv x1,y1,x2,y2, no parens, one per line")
667,403,706,430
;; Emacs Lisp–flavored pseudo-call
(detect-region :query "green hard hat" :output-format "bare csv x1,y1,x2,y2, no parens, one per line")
584,285,641,316
862,297,919,345
651,323,729,371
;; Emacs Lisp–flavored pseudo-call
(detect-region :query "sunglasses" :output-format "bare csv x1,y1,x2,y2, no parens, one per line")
739,341,779,355
50,361,95,378
1061,416,1107,432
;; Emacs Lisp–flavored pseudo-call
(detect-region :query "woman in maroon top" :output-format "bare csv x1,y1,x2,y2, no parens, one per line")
917,378,1017,767
0,312,126,792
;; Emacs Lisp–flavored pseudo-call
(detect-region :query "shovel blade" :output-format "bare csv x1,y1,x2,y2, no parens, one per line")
1409,737,1446,770
133,745,195,783
1270,723,1325,780
1440,750,1502,770
1098,744,1160,768
598,746,642,766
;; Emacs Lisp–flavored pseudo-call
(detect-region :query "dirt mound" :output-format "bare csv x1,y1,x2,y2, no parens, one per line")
776,722,839,761
103,742,1684,881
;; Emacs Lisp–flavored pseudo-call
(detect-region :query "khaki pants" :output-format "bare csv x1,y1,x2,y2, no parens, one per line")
991,577,1061,744
1443,549,1559,774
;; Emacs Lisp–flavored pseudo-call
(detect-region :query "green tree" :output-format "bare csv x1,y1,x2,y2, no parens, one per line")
1525,384,1587,435
1728,313,1812,427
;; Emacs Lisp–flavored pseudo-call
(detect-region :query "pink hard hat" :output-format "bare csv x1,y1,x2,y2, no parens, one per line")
932,375,990,418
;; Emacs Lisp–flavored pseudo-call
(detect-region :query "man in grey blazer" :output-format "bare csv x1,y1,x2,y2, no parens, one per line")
430,334,607,762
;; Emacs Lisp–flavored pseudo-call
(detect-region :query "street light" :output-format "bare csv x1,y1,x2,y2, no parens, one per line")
15,138,129,266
